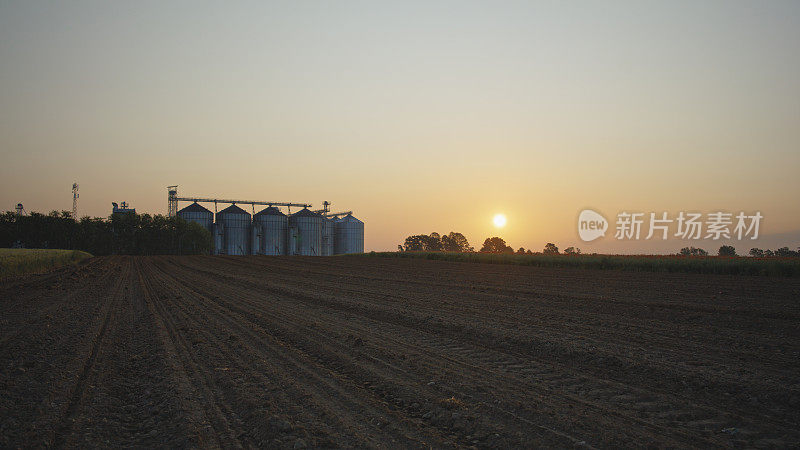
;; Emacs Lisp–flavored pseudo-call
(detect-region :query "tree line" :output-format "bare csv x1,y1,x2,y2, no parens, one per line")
401,233,799,258
680,245,800,257
399,232,474,252
399,233,579,255
0,210,213,255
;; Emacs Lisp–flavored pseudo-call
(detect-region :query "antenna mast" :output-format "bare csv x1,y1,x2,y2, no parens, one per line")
72,183,79,219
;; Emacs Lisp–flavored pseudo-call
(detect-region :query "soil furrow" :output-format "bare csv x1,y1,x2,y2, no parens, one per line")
2,255,798,448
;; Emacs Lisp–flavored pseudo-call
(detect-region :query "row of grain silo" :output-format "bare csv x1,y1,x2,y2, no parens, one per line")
177,202,364,255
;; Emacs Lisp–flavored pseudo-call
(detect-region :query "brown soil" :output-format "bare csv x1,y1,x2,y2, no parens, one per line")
1,256,798,448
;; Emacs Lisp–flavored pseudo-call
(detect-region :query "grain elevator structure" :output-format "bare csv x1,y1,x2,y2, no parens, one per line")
170,186,364,255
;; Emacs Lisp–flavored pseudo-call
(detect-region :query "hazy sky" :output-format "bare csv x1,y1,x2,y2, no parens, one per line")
1,1,798,253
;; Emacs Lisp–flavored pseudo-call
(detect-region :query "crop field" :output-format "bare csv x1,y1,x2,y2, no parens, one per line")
0,249,92,280
369,251,800,277
1,256,799,448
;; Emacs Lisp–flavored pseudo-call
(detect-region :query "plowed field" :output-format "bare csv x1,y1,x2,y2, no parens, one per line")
2,256,799,448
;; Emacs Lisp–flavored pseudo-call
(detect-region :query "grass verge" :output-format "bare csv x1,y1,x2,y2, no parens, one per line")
362,251,800,277
0,249,93,280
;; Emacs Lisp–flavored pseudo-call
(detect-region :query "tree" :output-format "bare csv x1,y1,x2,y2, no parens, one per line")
564,247,580,255
402,233,445,252
543,243,559,255
749,248,764,257
441,232,473,252
718,245,736,257
427,232,443,252
480,237,513,253
516,247,526,254
179,221,213,255
403,235,427,251
775,247,798,257
679,247,708,256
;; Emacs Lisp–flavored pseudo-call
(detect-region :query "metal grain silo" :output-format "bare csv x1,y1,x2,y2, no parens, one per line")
288,208,322,256
215,204,251,255
213,223,224,255
334,214,364,254
177,202,213,233
251,224,260,255
253,206,288,255
321,217,335,256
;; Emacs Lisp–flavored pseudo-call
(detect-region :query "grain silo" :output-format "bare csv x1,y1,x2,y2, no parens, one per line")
213,223,224,255
251,224,260,255
334,213,364,254
216,204,251,255
253,206,288,255
321,217,335,256
177,202,213,233
288,208,322,255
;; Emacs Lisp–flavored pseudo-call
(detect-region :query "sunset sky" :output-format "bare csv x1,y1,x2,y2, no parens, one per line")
1,1,798,253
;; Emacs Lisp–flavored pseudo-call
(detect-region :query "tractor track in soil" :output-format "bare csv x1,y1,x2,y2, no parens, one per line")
1,255,799,448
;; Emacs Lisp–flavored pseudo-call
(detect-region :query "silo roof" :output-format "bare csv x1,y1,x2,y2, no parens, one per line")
217,204,251,216
290,208,320,218
178,202,212,214
340,213,363,224
255,206,286,216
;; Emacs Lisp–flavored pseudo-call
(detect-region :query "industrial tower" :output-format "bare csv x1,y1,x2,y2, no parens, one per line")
167,186,178,217
72,183,79,220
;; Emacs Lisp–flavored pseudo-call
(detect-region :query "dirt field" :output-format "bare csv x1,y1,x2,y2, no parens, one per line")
1,256,798,448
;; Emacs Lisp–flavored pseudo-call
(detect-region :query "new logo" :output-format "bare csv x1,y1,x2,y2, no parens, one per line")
578,209,608,242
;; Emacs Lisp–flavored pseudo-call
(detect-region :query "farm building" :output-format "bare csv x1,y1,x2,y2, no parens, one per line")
168,187,363,255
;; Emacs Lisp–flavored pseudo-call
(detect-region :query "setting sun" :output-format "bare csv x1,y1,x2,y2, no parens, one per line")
493,214,507,228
